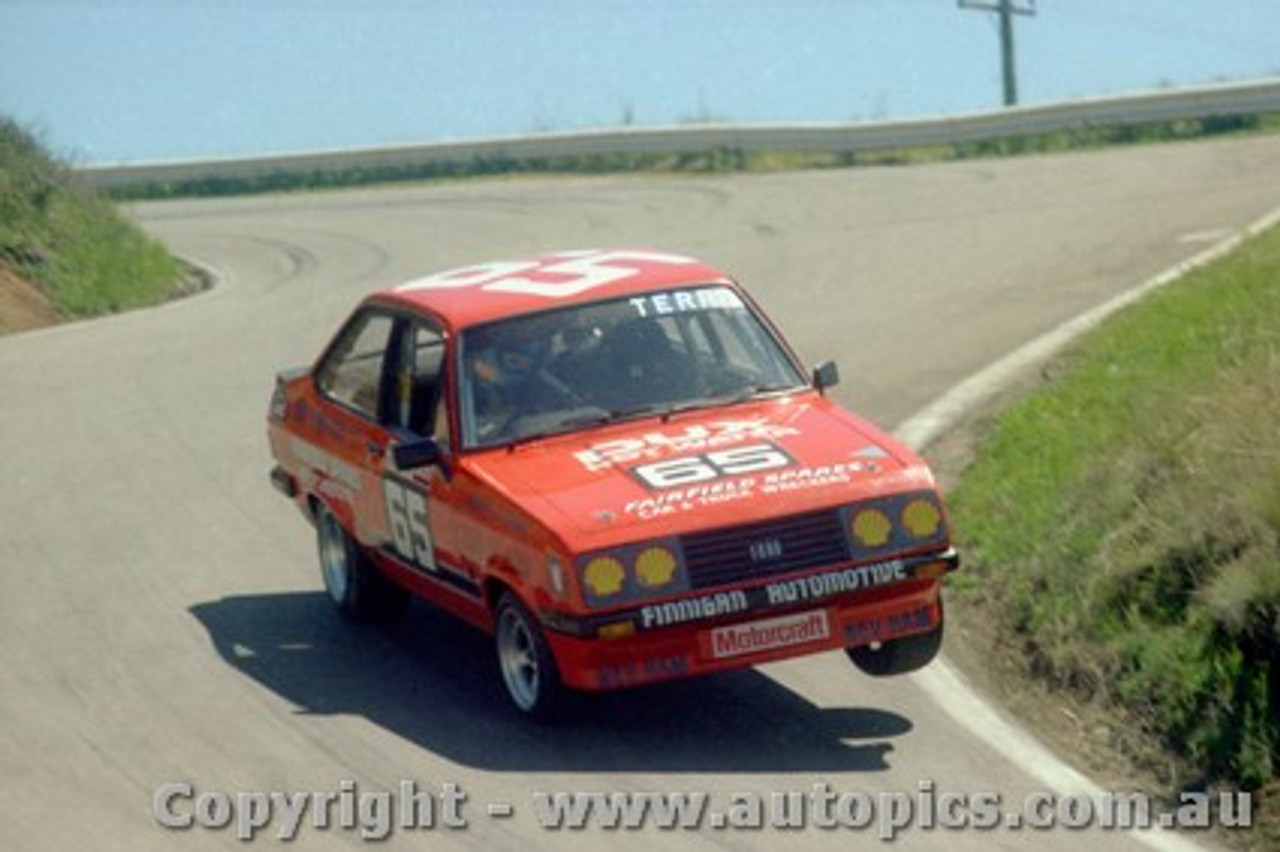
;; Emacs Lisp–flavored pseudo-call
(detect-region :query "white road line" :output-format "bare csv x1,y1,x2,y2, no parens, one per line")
896,203,1280,454
896,202,1280,852
1177,228,1232,245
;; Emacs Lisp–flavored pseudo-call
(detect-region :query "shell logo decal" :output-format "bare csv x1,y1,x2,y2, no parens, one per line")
903,499,942,538
635,547,678,588
851,508,893,548
583,556,626,598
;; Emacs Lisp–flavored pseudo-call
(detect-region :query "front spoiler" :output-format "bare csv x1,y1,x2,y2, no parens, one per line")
548,580,943,691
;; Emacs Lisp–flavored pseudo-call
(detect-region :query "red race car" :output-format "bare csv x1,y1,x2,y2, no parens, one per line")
267,249,959,717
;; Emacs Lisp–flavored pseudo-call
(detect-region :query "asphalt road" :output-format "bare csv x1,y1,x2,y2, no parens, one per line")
4,135,1280,851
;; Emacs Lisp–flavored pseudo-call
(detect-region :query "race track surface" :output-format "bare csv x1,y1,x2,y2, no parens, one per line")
4,136,1280,850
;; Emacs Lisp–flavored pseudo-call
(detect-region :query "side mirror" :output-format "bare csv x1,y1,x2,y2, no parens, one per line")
813,361,840,393
392,436,443,471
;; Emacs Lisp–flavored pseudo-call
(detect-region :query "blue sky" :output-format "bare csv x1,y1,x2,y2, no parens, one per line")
1,0,1278,164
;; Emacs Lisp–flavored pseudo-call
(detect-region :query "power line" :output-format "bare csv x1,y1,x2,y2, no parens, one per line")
959,0,1036,107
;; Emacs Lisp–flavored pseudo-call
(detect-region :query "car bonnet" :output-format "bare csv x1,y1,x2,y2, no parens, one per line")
461,395,936,550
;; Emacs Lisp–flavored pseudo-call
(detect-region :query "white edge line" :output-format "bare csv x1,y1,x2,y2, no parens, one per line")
898,202,1280,852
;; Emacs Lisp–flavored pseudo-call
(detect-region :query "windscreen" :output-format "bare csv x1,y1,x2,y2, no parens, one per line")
458,286,807,448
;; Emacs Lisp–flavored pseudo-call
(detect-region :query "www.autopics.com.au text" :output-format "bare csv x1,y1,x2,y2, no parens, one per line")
152,780,1252,841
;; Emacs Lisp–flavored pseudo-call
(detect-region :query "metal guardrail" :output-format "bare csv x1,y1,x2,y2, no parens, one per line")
77,78,1280,191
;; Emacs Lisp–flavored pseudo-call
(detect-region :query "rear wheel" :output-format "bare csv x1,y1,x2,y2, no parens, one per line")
494,592,564,720
316,504,407,622
847,618,944,677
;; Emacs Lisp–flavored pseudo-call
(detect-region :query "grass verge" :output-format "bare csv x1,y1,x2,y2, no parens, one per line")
1,118,183,319
946,222,1280,847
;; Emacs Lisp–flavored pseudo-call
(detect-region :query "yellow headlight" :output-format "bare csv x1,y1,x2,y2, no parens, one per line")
902,499,942,538
634,546,677,588
851,508,893,548
583,556,626,598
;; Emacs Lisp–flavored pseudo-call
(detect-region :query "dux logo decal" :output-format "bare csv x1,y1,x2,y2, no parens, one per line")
574,418,801,473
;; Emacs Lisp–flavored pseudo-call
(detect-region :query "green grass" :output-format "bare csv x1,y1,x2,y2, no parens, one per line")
949,223,1280,803
1,118,181,317
104,112,1276,201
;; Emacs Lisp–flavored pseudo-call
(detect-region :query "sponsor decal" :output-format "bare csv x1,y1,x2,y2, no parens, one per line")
844,604,936,646
759,460,881,493
575,418,800,473
640,590,750,629
633,558,912,631
626,287,742,317
596,653,691,689
624,478,758,519
706,610,831,660
764,559,907,606
621,460,882,519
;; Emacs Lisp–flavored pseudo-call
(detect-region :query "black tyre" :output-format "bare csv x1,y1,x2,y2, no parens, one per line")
315,504,407,622
494,592,564,720
847,619,944,677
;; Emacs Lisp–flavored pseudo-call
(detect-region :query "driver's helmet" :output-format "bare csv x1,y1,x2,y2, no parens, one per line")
473,336,547,388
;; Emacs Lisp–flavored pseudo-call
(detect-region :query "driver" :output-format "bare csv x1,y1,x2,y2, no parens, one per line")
469,334,550,441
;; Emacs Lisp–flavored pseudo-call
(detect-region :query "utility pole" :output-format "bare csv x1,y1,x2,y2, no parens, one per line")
959,0,1036,106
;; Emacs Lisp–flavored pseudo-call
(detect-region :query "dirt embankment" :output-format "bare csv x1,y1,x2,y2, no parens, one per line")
0,266,61,334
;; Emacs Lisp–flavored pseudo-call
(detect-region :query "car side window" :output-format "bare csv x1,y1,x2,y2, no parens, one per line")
391,322,448,441
315,311,395,420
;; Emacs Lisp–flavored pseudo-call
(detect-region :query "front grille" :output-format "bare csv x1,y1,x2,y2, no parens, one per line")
680,509,849,590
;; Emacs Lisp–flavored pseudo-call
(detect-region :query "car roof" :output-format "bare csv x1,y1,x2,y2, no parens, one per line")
370,248,735,329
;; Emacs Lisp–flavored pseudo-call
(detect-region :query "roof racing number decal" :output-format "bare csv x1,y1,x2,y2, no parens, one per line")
383,477,436,573
631,443,796,491
396,250,698,299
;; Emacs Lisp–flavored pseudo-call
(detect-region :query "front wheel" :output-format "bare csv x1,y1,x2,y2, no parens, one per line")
846,619,944,677
315,504,407,622
494,593,564,720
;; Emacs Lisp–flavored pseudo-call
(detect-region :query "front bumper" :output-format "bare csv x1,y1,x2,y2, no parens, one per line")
546,576,943,692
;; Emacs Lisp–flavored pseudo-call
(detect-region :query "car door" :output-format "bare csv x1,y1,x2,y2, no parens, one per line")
309,307,402,547
379,318,447,578
378,319,490,622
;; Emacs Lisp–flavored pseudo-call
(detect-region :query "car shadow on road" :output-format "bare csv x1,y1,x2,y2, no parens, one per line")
190,591,912,774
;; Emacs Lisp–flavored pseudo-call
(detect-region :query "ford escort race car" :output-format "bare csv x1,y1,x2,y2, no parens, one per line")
267,249,959,717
